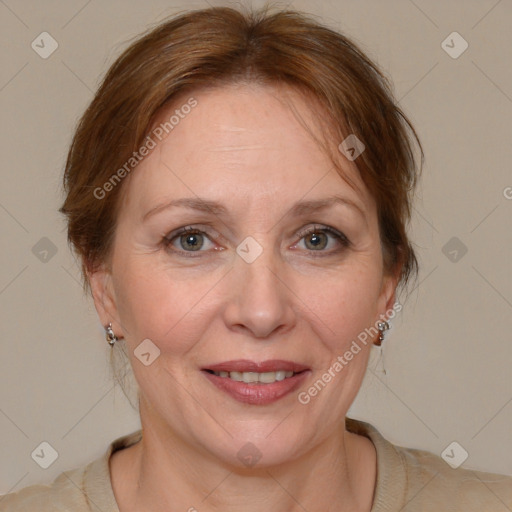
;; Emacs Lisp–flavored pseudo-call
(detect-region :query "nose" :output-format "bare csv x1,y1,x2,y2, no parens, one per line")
222,244,296,339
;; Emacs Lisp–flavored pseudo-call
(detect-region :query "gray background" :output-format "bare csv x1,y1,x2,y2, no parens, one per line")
1,0,511,494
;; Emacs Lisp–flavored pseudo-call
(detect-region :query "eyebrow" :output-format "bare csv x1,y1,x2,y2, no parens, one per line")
142,195,366,223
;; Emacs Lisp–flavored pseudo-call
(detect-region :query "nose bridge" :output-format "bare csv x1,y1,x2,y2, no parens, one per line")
239,243,278,293
223,237,294,338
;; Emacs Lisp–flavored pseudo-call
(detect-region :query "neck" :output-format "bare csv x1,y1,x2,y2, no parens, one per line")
110,409,376,512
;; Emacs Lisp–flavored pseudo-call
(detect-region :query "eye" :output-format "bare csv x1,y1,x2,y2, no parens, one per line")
293,224,350,254
163,226,217,255
163,224,350,258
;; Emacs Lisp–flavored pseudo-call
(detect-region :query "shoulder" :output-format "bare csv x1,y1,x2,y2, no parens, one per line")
397,444,512,510
0,430,141,512
0,466,88,511
345,417,512,511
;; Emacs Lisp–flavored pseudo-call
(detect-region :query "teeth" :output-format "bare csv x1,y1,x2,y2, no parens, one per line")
275,370,286,381
260,371,278,383
212,370,296,384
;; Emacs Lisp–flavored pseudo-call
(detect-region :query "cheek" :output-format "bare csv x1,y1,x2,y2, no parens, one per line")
113,257,222,351
304,263,382,351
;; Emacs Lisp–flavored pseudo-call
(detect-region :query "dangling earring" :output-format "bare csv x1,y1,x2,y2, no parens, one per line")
105,322,118,346
375,320,390,375
375,320,390,346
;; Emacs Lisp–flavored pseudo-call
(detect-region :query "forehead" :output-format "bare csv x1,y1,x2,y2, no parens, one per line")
121,83,372,218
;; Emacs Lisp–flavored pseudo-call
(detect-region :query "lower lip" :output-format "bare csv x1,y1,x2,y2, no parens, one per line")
203,370,310,405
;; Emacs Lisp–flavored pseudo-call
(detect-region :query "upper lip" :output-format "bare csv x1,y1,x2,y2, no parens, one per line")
204,359,310,373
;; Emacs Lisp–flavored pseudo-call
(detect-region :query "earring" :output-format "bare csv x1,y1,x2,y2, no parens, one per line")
375,320,390,346
105,322,118,346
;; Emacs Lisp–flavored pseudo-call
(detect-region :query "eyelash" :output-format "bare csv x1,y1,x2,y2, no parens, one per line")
163,224,350,258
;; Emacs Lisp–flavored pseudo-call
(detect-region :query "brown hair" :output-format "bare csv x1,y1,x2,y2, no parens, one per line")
60,4,423,297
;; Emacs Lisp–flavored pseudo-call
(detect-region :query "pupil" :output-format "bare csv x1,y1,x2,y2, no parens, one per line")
307,232,326,250
182,234,202,251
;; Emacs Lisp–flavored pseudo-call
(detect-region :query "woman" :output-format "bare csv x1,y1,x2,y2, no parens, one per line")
2,5,511,511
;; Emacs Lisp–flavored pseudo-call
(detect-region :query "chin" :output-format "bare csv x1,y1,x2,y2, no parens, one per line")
195,421,312,470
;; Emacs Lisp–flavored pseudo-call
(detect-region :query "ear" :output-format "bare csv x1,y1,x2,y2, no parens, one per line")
88,267,125,339
376,264,400,321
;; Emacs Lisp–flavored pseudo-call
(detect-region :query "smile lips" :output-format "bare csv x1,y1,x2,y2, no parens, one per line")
202,360,310,405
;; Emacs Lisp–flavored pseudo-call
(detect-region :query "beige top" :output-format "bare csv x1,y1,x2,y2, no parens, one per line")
1,417,511,511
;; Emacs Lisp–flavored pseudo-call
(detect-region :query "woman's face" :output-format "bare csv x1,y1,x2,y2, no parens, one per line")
91,83,396,466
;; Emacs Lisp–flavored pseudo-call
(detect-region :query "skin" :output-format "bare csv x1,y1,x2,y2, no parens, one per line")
90,83,398,512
